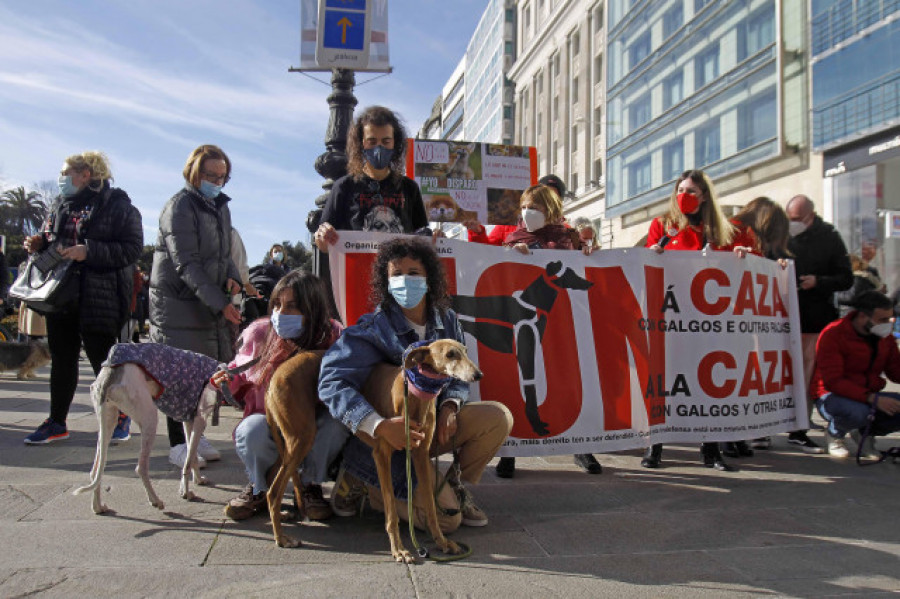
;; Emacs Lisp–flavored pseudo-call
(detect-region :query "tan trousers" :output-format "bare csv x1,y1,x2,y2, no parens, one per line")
367,400,512,533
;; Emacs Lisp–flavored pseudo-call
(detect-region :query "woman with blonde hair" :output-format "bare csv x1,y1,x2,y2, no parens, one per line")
642,169,753,471
494,184,602,479
149,144,243,468
23,151,143,444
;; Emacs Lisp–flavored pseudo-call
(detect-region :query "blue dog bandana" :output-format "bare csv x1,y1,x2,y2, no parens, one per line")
402,340,452,400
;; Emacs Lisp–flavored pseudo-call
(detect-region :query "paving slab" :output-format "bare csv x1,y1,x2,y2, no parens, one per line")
2,360,900,597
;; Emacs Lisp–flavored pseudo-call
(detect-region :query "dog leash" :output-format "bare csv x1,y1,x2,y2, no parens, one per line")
403,376,472,563
210,357,260,426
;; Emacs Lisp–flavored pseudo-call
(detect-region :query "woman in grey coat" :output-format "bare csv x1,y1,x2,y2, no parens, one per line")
149,144,242,467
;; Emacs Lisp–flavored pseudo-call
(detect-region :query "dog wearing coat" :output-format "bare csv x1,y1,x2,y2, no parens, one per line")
0,340,51,379
74,343,222,514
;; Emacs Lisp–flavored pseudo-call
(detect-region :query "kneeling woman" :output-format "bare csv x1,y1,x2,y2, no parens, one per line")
318,237,513,531
212,270,344,521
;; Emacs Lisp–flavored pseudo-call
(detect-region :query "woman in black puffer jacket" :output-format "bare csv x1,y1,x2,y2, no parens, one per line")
23,151,143,445
149,144,242,464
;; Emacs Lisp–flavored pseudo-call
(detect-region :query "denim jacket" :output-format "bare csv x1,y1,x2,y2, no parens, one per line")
318,301,469,433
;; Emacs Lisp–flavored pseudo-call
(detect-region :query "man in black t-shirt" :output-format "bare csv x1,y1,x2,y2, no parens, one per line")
315,106,429,252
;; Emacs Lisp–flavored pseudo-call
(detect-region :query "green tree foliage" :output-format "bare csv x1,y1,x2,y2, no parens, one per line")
0,186,47,237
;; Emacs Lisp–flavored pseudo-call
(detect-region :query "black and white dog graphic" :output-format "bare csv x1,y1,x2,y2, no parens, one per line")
452,261,593,435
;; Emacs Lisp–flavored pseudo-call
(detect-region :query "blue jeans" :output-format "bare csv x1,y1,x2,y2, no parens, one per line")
817,392,900,438
234,408,350,494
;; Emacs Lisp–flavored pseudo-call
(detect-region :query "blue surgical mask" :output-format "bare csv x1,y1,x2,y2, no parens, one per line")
271,311,304,339
272,251,284,262
389,275,428,309
198,180,222,199
363,145,393,170
58,175,79,198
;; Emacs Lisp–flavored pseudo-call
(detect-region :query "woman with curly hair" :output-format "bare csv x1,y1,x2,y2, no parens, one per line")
318,237,512,532
314,106,430,252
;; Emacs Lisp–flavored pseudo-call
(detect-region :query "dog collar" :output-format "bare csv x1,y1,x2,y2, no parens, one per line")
403,340,452,401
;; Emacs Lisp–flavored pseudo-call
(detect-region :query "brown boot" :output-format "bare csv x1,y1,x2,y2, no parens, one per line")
300,483,334,521
224,483,266,521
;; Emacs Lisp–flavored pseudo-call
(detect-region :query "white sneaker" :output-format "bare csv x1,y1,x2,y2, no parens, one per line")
197,436,221,461
169,443,207,469
850,430,880,459
826,433,849,458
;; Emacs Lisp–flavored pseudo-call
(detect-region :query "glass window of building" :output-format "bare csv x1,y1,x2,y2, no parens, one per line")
554,52,561,74
505,40,514,54
694,0,712,12
594,54,603,83
694,42,719,88
629,92,651,130
572,31,581,55
504,105,513,119
662,69,683,110
662,4,683,39
506,8,514,22
594,107,603,135
662,138,684,181
695,120,720,166
573,76,580,103
629,156,652,195
737,89,776,150
629,31,651,69
737,7,775,61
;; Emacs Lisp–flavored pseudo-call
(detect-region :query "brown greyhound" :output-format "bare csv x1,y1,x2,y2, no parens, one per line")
262,340,482,560
358,339,482,563
263,350,325,548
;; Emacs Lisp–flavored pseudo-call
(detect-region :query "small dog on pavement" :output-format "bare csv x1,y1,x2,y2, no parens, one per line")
0,340,51,379
74,343,222,514
359,339,482,563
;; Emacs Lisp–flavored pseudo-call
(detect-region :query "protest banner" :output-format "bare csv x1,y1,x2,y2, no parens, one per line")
406,139,537,225
330,231,808,456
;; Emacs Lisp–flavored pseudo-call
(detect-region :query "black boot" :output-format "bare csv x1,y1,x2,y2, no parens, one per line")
641,444,663,468
574,453,603,474
722,442,740,458
701,442,736,471
735,440,754,457
523,386,549,436
496,457,516,478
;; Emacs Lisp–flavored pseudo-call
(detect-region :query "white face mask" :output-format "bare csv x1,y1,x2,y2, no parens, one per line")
869,322,894,338
788,220,808,237
522,208,546,232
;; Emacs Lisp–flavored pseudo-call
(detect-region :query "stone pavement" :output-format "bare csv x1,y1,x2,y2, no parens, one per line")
2,360,900,598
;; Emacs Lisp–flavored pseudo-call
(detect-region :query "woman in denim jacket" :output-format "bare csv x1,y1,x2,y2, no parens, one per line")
318,237,512,531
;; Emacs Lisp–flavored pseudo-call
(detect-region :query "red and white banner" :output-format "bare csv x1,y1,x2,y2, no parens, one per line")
330,231,809,456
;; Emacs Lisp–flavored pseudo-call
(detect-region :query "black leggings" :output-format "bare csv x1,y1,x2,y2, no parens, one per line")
45,312,117,424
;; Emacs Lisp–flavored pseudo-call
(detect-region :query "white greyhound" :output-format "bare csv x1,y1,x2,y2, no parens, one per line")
74,347,222,514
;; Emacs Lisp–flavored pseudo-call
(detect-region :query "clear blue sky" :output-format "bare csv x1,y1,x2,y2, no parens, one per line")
0,0,487,264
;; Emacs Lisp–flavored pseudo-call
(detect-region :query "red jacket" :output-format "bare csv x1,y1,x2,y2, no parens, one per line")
468,224,516,246
813,313,900,403
646,217,755,252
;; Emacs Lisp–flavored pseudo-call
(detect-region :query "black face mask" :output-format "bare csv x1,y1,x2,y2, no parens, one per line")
686,211,703,226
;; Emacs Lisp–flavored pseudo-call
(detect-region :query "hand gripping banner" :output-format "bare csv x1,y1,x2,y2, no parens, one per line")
330,231,809,456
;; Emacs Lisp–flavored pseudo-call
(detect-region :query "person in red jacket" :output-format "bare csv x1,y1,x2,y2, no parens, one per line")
643,169,748,472
814,290,900,458
464,174,568,245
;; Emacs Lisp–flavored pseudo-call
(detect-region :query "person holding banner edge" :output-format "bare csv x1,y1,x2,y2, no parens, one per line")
314,106,431,253
642,169,755,471
492,183,603,479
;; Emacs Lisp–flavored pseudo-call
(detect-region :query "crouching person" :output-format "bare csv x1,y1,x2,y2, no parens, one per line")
213,271,345,520
318,237,513,532
815,290,900,459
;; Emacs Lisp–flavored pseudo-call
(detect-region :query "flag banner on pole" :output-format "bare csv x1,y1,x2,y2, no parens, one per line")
330,231,809,456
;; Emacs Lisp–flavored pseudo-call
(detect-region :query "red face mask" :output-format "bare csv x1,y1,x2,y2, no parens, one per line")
677,192,701,215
